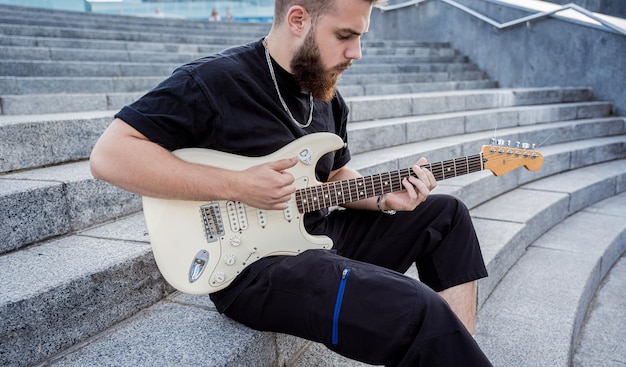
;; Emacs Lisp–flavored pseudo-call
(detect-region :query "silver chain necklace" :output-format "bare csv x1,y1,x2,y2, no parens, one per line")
263,39,314,128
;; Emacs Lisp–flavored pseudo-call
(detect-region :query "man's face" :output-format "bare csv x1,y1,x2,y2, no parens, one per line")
291,0,372,102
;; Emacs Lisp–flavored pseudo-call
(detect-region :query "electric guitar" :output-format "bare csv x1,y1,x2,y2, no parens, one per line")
142,132,544,294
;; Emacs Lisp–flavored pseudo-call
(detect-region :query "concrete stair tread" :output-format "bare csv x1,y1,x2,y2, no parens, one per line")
0,45,466,65
572,253,626,366
0,71,491,96
0,110,113,173
0,34,251,54
45,296,278,367
1,161,141,254
348,106,620,154
339,80,497,97
0,223,165,366
471,159,626,305
0,109,114,124
0,34,447,56
346,86,594,122
475,191,626,366
340,70,489,84
4,84,568,116
0,219,150,303
3,98,614,174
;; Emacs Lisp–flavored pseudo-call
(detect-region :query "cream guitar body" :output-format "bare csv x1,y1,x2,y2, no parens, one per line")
143,133,344,294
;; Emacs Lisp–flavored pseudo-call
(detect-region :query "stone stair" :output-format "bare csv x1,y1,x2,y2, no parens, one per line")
0,4,624,367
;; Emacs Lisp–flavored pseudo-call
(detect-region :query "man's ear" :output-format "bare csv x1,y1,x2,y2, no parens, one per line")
286,5,310,36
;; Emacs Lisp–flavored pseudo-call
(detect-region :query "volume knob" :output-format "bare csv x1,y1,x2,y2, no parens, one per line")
229,235,242,247
224,254,236,266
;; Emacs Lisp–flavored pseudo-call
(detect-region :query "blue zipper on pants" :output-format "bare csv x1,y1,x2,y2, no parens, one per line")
332,268,351,345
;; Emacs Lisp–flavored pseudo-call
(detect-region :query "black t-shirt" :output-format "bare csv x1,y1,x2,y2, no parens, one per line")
115,39,352,310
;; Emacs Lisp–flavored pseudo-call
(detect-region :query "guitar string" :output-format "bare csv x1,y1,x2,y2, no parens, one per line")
206,149,537,221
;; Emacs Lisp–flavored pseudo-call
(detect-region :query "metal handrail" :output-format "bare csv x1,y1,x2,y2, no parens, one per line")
376,0,626,37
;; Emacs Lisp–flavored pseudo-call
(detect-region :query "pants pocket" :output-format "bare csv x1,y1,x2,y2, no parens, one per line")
332,267,351,345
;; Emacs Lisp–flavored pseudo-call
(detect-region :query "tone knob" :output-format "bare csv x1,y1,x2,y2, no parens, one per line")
213,272,226,283
229,235,242,247
224,254,236,266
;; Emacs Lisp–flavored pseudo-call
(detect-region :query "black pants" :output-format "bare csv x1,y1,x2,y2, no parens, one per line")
213,194,491,366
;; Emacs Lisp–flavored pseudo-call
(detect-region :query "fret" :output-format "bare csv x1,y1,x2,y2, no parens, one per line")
330,181,343,207
315,185,325,210
346,177,355,202
322,183,333,208
310,186,320,211
454,156,466,176
355,176,366,200
368,174,376,198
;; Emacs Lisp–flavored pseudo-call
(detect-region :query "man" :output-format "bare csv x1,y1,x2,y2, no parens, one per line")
90,0,492,364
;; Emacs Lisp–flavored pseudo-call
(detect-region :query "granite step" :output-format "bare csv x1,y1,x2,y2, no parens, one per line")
7,89,592,172
0,33,447,56
0,213,164,367
346,87,595,122
0,85,597,116
469,158,626,307
572,253,626,366
0,160,141,255
0,55,473,78
475,190,626,366
0,34,252,54
0,95,615,174
0,69,489,95
0,45,465,65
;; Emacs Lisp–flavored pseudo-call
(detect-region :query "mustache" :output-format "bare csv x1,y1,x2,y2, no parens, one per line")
335,61,352,71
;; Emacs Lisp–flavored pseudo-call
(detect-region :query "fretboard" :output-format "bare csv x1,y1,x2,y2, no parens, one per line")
295,153,484,213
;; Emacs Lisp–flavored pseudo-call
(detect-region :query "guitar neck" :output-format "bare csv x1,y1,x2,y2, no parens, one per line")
295,153,484,213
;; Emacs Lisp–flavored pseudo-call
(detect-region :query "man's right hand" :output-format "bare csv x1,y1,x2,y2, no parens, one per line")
232,157,298,210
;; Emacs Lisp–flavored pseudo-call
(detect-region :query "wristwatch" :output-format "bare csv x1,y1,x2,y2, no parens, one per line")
377,195,396,215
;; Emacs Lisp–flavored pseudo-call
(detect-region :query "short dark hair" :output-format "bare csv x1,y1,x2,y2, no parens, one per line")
273,0,385,24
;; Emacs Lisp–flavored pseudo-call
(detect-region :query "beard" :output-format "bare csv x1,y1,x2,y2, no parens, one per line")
290,31,351,102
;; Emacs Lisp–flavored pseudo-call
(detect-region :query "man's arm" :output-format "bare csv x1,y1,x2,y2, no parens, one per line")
89,118,298,210
327,158,437,212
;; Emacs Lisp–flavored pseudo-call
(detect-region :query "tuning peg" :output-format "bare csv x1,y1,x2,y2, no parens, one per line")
521,142,531,149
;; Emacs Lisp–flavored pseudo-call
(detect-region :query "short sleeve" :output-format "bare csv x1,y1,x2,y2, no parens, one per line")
115,68,216,151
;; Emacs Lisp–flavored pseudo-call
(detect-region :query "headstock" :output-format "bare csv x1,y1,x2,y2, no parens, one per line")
482,139,544,176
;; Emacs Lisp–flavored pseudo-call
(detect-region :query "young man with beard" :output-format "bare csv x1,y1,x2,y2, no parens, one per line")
90,0,492,364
